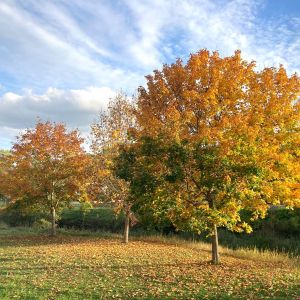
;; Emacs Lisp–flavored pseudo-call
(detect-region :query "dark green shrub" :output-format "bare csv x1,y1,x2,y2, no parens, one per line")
0,201,49,227
268,208,300,236
59,207,125,232
135,206,176,234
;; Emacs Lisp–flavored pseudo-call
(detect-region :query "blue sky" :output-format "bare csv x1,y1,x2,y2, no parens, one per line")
0,0,300,149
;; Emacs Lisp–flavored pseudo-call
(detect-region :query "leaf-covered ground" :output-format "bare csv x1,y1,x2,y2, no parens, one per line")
0,228,299,299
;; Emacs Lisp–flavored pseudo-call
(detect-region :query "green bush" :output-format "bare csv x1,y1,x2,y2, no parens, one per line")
267,208,300,236
134,205,176,234
0,221,9,229
58,205,172,233
59,207,125,232
1,201,299,256
32,218,52,230
0,201,49,227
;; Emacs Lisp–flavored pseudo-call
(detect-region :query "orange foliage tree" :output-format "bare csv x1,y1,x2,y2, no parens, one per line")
0,121,89,235
119,50,300,263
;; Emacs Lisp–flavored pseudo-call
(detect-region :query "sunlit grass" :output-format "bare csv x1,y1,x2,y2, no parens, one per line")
0,227,299,299
138,234,299,267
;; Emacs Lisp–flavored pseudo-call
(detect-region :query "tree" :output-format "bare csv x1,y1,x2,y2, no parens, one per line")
0,121,89,235
124,50,300,264
90,93,137,243
0,150,10,207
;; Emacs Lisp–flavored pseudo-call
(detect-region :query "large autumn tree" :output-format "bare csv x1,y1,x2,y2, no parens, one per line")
90,92,137,243
118,50,300,263
0,121,89,235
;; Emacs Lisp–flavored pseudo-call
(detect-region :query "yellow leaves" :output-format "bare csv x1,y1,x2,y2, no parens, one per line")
89,93,135,211
261,185,274,199
91,92,136,155
111,129,121,139
283,198,300,209
98,169,111,178
138,49,300,162
241,222,253,234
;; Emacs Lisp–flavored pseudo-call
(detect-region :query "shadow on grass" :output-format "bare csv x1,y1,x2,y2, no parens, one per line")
0,228,123,248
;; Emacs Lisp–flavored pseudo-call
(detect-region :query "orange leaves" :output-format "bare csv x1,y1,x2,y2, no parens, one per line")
138,49,300,151
0,121,89,210
133,49,300,241
138,50,256,142
0,231,299,299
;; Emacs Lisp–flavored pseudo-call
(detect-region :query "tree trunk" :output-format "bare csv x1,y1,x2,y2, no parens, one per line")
51,206,56,236
211,224,219,264
123,211,130,244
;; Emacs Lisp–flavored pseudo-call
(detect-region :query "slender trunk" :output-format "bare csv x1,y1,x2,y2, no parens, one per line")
123,211,130,244
211,224,219,264
207,192,220,264
51,206,56,236
81,211,86,230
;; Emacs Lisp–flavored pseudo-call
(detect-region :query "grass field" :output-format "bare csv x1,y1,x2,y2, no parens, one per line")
0,227,299,299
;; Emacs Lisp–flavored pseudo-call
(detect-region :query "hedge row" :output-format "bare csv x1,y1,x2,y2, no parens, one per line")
58,207,125,232
0,204,299,237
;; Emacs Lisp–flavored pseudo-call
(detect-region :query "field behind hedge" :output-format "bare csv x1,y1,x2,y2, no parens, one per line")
0,227,299,299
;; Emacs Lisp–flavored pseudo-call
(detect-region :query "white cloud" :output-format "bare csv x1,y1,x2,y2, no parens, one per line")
0,127,26,149
0,87,115,144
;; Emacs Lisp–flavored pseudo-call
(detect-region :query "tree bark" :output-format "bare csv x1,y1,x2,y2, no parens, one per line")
51,206,56,236
211,224,219,264
123,211,130,244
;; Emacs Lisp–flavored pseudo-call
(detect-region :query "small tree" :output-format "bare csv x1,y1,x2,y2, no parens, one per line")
0,150,10,207
131,49,300,264
90,93,137,243
0,121,89,235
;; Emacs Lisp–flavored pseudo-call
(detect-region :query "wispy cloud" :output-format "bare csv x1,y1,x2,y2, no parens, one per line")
0,0,141,92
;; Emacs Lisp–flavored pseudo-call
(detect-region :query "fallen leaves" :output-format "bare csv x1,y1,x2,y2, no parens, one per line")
0,231,299,299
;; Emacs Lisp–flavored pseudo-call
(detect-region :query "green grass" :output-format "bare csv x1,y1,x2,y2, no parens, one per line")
0,227,299,299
